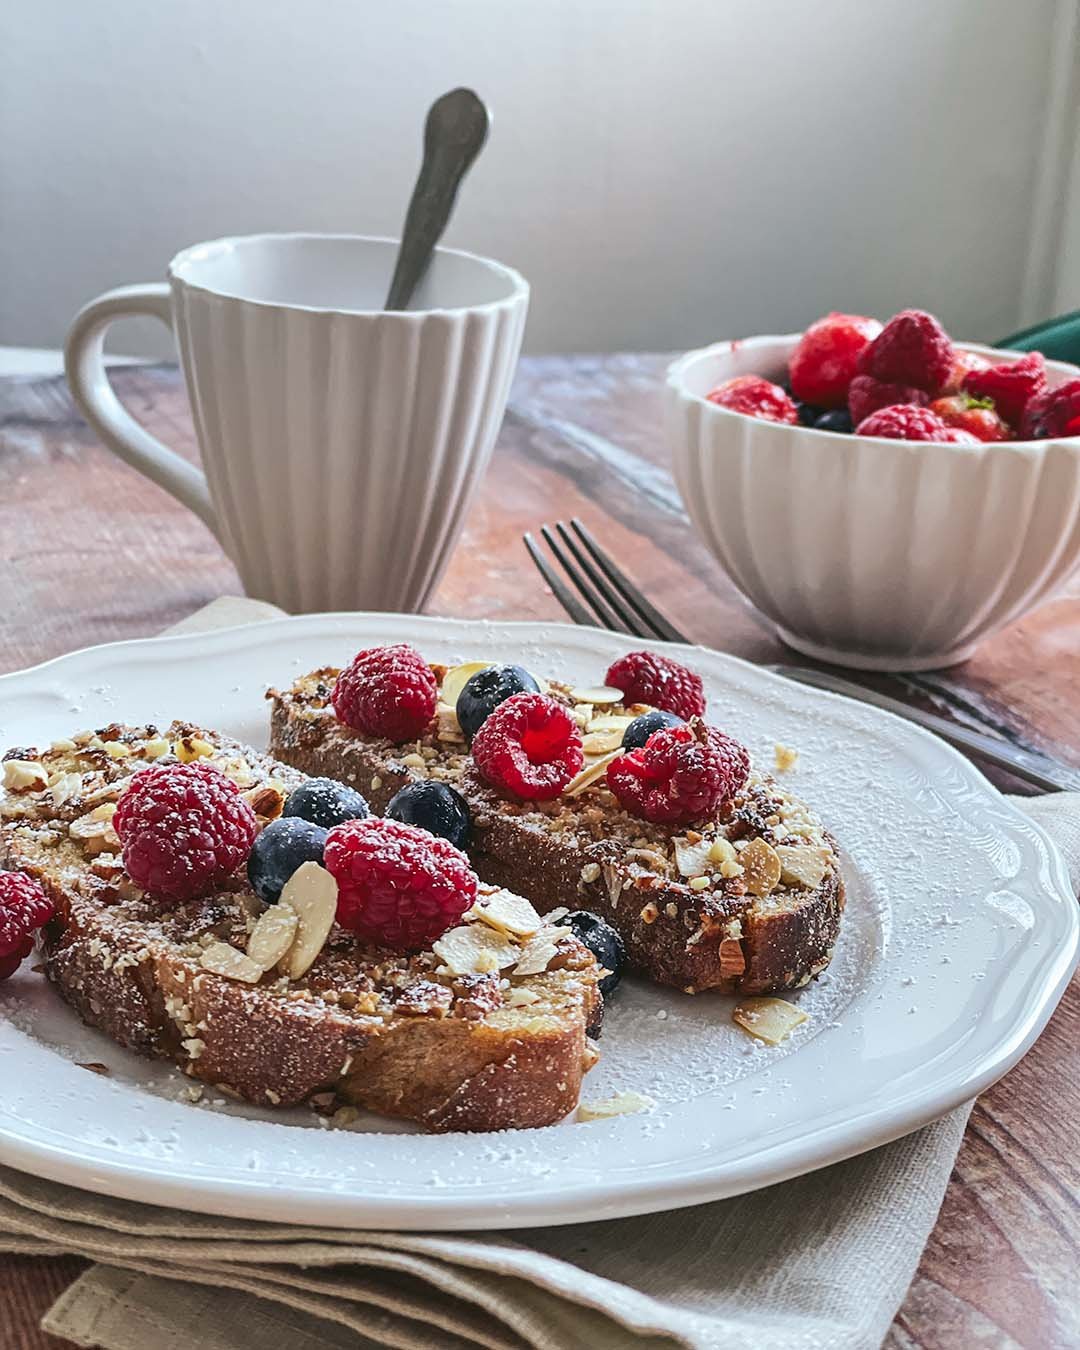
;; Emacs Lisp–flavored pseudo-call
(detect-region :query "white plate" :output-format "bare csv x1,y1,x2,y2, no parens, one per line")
0,614,1076,1231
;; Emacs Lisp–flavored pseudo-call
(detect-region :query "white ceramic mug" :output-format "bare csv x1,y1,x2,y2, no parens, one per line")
65,233,529,613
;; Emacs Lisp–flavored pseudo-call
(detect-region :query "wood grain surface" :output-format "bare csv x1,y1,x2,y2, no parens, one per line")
0,359,1077,1348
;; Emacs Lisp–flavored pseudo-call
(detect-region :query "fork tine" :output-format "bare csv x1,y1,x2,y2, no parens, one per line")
553,521,651,640
523,533,596,628
539,525,634,634
570,519,689,644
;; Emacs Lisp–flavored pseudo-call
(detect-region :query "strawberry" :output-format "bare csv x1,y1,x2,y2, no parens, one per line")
788,312,882,409
929,395,1012,443
962,352,1047,429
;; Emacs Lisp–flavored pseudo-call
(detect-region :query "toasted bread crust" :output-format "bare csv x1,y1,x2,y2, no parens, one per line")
2,725,599,1132
269,672,846,995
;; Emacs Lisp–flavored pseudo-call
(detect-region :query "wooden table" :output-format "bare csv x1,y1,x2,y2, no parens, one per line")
1,360,1077,1349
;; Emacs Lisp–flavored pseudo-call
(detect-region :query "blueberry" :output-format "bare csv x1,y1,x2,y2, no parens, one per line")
385,780,471,849
283,777,369,829
814,408,853,434
247,817,328,904
455,664,539,740
553,910,626,998
794,399,823,427
621,708,685,750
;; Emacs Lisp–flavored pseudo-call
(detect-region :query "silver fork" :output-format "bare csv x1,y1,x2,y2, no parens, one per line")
523,519,1079,794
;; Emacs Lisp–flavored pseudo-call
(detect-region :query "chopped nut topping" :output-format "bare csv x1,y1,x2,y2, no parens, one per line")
774,743,799,773
674,835,713,878
580,861,601,884
174,736,216,763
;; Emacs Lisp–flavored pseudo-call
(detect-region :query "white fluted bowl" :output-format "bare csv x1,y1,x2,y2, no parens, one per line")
667,335,1080,671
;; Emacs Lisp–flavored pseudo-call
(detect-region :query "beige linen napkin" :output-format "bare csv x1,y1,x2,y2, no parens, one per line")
2,597,1075,1350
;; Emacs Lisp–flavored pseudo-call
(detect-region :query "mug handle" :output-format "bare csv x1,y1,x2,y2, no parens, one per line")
64,284,222,541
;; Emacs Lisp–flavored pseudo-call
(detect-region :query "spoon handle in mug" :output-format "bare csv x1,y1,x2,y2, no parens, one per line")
384,88,491,312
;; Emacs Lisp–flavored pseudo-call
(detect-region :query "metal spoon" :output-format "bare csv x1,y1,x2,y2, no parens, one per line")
384,88,491,311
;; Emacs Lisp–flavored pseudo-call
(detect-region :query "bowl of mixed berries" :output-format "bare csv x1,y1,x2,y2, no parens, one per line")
666,309,1080,670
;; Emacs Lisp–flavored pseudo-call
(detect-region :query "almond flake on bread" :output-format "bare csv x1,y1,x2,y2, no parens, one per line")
246,904,299,971
466,888,542,938
3,760,48,792
278,862,338,979
775,844,831,890
434,923,520,976
200,942,264,984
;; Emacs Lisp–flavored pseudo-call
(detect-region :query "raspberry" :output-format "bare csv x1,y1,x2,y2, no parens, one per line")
848,373,928,427
788,312,882,409
929,395,1012,443
706,375,798,425
857,309,955,394
855,404,961,443
1021,378,1080,440
942,348,991,395
471,693,584,800
606,720,749,826
332,644,437,742
324,817,476,949
0,872,53,980
114,762,258,903
963,352,1047,428
604,650,706,720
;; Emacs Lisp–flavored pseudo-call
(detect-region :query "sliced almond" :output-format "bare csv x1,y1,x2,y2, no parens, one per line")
569,685,624,706
142,737,171,760
564,749,621,797
775,844,831,890
200,942,264,984
440,661,494,709
246,904,299,971
50,772,85,808
3,760,48,792
577,1090,654,1121
513,930,560,976
586,714,634,734
732,996,808,1045
740,837,782,897
466,888,542,938
278,862,338,979
433,923,520,976
505,986,541,1008
582,729,625,756
174,736,216,763
673,835,713,879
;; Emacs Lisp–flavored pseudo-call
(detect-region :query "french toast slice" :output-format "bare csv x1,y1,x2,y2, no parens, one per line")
0,723,600,1132
269,665,845,995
